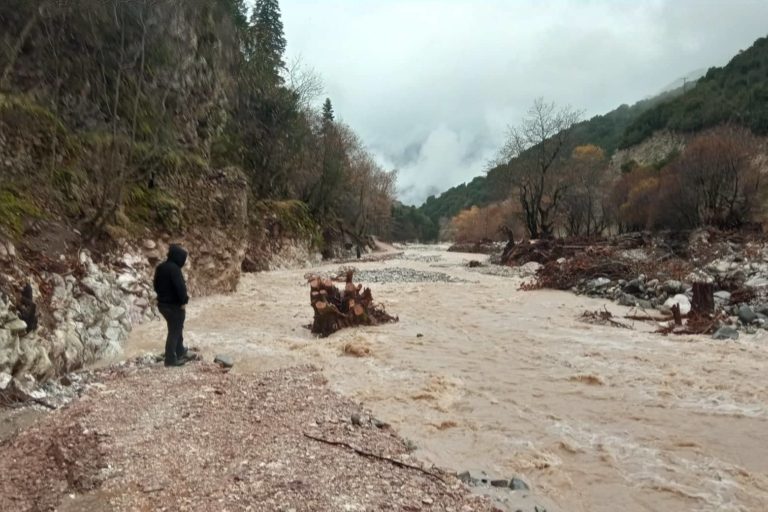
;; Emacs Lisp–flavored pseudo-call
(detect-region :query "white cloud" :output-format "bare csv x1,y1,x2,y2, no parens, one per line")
271,0,768,204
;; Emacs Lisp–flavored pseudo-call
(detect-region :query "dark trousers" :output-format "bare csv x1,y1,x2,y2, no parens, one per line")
158,304,186,363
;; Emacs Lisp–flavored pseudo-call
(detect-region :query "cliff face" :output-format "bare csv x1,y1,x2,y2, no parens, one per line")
609,130,688,173
0,2,322,390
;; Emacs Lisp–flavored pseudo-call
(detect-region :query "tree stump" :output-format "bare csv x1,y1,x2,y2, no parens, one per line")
691,282,715,314
307,270,397,337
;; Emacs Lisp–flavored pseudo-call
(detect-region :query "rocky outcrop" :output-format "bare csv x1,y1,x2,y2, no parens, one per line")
610,130,688,172
0,247,155,392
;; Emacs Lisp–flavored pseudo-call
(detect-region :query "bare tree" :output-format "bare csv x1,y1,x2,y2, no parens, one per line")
285,55,324,111
498,98,583,238
672,125,761,228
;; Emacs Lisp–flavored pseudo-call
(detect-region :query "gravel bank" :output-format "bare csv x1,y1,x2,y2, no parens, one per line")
0,361,496,512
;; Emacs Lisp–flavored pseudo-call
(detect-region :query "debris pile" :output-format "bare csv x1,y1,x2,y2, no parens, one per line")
308,271,398,337
508,229,768,337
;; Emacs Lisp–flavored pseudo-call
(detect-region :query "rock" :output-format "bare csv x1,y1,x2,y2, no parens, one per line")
663,294,691,315
0,371,11,390
618,294,637,307
468,260,483,268
738,305,757,324
491,479,509,488
663,280,683,294
588,277,611,289
712,326,739,340
623,279,644,294
509,477,530,491
372,418,388,429
714,291,732,302
646,279,659,289
142,239,157,250
637,299,653,310
214,355,234,368
416,333,424,338
458,470,491,486
6,319,27,334
746,276,768,288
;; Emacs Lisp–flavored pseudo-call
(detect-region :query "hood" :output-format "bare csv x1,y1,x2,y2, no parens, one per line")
167,244,188,268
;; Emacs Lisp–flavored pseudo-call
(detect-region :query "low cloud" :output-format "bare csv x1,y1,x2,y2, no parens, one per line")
277,0,768,205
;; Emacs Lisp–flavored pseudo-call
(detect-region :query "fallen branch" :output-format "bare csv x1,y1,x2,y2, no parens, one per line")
580,307,632,329
302,432,447,484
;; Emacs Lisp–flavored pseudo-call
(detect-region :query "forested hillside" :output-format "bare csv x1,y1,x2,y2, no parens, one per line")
395,85,692,240
0,0,394,252
401,34,768,242
621,36,768,148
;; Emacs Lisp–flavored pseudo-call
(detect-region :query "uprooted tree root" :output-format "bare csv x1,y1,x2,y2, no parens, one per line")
308,271,398,337
580,307,633,329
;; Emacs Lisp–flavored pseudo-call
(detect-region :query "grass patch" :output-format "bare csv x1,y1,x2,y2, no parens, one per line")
0,187,42,237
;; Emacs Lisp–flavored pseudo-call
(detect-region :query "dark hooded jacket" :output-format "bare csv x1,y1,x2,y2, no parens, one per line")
153,245,189,306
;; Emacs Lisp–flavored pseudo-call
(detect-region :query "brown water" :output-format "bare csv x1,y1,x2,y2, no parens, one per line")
126,246,768,512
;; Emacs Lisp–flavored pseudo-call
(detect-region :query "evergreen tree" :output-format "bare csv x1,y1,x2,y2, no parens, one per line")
321,98,335,136
322,98,334,123
250,0,286,79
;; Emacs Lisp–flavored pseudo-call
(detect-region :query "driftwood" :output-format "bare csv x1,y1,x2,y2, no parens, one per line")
302,432,446,484
308,270,397,337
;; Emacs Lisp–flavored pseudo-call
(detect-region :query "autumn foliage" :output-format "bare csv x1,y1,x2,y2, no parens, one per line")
450,124,765,241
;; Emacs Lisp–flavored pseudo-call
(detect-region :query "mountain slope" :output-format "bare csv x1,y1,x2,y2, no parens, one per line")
620,35,768,148
413,86,690,232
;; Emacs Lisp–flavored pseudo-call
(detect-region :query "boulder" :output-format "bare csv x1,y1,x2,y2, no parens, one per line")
746,276,768,289
714,291,732,303
618,294,637,307
0,371,12,390
738,305,757,324
214,355,234,368
5,319,27,334
623,279,645,294
664,294,691,315
712,326,739,340
588,277,611,289
663,280,683,294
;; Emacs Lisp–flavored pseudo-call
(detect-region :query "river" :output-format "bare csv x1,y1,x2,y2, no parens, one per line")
126,245,768,512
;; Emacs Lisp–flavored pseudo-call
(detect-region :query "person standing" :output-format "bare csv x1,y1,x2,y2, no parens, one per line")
153,244,191,367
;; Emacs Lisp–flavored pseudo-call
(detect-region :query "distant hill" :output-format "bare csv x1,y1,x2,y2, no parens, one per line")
414,85,691,231
620,35,768,148
398,35,768,242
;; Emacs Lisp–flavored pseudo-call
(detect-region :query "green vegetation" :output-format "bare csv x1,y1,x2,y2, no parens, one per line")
254,200,323,249
0,0,395,245
0,187,42,237
391,203,438,242
621,36,768,148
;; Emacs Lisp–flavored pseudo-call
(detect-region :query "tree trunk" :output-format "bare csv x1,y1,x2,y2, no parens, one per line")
691,282,715,315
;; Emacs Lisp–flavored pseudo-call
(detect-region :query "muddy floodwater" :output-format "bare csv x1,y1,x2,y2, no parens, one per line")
126,246,768,512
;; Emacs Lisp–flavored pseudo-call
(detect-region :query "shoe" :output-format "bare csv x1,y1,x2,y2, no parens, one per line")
164,359,187,367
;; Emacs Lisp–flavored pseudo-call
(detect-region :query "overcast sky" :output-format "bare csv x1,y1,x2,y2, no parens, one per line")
275,1,768,205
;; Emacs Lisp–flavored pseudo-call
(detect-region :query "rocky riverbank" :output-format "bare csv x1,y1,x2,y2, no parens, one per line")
503,229,768,337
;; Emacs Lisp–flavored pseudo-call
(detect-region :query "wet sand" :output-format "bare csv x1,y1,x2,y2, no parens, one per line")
126,246,768,512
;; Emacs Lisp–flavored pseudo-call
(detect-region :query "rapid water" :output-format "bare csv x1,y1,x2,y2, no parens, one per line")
126,246,768,512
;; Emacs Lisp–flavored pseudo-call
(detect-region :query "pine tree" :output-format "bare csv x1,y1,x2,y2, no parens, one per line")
250,0,286,79
322,98,335,134
322,98,334,123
